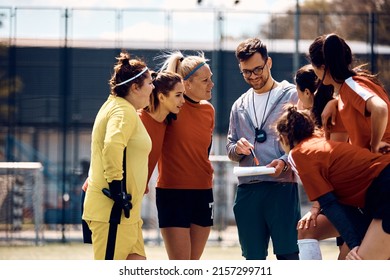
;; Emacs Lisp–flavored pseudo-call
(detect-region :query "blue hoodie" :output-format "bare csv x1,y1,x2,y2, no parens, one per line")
226,80,298,185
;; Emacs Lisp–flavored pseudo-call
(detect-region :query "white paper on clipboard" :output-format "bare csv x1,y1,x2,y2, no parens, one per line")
233,166,276,177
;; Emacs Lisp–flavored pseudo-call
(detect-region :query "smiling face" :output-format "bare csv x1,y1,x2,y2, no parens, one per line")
184,64,214,102
138,71,155,109
239,52,272,93
160,81,186,115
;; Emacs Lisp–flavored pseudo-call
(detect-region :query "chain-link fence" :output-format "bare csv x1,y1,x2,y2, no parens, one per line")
0,6,389,244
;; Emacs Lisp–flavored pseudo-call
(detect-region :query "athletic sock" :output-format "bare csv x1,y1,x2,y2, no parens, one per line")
298,239,322,260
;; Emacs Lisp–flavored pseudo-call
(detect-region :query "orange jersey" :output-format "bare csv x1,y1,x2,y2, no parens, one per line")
330,110,346,133
289,136,390,208
157,100,215,190
138,110,167,183
338,75,390,148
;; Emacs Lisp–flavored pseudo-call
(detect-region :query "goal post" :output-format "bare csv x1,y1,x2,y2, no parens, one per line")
0,162,44,245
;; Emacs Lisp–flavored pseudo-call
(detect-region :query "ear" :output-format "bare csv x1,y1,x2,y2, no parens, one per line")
158,92,165,102
184,80,191,90
130,82,139,93
279,134,286,145
279,134,291,153
267,57,272,69
304,88,311,96
320,64,326,71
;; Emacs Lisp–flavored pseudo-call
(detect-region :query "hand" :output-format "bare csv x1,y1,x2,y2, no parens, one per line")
81,177,89,191
297,208,319,230
104,180,132,218
321,99,338,131
266,159,285,177
235,137,254,156
346,246,363,260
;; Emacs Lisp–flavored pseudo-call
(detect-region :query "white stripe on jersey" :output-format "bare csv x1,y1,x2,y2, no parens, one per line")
344,77,373,101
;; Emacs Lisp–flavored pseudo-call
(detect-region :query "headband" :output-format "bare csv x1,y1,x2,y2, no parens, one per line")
183,62,206,81
116,67,148,87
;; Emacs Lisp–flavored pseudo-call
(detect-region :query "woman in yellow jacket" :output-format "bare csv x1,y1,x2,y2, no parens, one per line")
83,51,153,260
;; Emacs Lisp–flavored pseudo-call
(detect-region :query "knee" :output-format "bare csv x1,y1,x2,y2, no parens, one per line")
298,228,318,240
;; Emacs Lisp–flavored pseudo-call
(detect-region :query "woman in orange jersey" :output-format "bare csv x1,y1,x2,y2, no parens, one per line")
294,64,358,260
138,71,185,194
156,51,215,260
295,64,347,142
276,104,390,260
308,33,390,154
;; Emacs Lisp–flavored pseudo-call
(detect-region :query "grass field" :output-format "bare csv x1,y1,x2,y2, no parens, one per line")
0,238,339,260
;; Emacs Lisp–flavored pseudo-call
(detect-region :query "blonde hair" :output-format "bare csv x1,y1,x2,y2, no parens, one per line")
158,51,209,81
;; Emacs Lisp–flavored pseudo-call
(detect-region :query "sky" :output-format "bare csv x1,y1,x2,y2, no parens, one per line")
0,0,297,12
0,0,301,48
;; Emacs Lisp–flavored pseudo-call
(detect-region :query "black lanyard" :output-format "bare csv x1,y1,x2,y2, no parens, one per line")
253,81,275,130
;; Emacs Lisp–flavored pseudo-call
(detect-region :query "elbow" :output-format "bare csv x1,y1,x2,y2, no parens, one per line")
369,97,388,118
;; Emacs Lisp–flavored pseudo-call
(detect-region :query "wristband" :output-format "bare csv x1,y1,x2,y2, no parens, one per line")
280,159,289,172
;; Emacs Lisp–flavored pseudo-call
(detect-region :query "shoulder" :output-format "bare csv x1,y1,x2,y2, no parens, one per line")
343,76,380,100
275,80,298,102
345,75,376,89
350,75,385,93
109,97,136,116
279,80,297,94
232,88,252,108
137,109,150,121
200,100,215,109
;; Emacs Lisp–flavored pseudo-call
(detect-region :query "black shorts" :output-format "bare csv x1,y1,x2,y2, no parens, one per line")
334,204,371,246
156,188,214,228
365,164,390,234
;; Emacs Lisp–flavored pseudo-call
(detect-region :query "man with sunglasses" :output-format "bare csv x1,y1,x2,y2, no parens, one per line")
226,37,300,260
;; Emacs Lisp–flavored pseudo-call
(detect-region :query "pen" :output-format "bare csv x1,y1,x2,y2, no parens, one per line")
249,148,260,166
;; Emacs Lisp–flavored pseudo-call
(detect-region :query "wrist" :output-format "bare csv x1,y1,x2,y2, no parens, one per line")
279,159,289,172
311,206,322,212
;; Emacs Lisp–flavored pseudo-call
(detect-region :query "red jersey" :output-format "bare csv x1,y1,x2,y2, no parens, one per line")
330,110,346,133
289,136,390,208
157,100,215,190
338,75,390,148
138,110,167,182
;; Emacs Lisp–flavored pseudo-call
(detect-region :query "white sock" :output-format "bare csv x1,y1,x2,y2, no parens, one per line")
298,239,322,260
